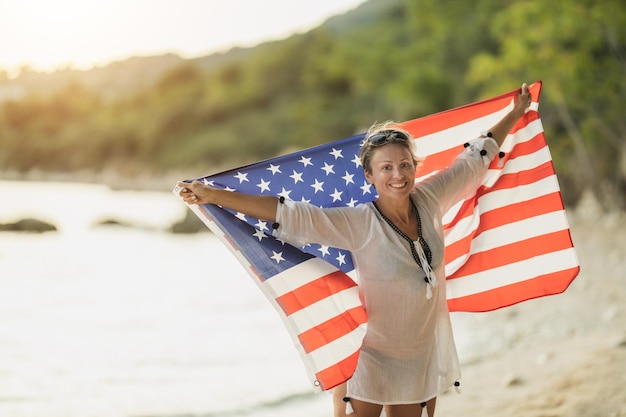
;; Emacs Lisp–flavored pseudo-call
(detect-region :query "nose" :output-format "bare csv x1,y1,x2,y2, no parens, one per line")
391,166,404,177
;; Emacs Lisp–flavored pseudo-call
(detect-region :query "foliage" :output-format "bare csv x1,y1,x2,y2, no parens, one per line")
0,0,623,208
465,0,626,208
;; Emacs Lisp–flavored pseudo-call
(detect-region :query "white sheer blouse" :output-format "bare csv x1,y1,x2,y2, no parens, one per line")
274,138,498,404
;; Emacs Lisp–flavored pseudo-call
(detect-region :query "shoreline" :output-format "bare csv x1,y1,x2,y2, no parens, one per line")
1,177,624,416
438,206,626,417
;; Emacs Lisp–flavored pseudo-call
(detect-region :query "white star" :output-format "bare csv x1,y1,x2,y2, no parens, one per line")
277,187,292,200
342,171,355,185
336,252,346,266
224,186,236,192
299,156,313,167
234,172,249,183
235,212,247,221
267,164,282,175
257,179,271,193
253,229,267,241
329,148,344,159
330,188,343,202
318,245,330,257
360,180,373,195
300,196,311,203
352,154,362,167
311,179,324,193
271,251,285,263
202,179,215,186
255,220,269,231
347,198,359,207
290,170,304,184
321,162,335,176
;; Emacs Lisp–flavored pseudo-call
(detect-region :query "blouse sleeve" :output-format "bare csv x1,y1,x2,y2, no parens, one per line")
272,200,371,252
421,137,499,214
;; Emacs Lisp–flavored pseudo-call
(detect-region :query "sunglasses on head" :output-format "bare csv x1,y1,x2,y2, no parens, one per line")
367,130,410,146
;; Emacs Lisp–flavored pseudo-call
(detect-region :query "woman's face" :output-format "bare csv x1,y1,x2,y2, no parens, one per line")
364,143,416,201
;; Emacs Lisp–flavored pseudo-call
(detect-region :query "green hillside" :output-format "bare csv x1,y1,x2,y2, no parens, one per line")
0,0,624,209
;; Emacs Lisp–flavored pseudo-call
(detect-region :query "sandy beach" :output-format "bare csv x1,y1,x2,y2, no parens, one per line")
437,195,626,417
0,180,623,417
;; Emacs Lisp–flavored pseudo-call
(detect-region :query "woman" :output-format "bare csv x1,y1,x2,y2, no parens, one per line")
179,84,532,417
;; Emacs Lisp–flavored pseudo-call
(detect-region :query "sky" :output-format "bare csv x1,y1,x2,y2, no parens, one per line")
0,0,366,74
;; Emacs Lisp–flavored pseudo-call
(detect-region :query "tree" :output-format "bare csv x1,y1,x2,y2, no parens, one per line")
466,0,626,209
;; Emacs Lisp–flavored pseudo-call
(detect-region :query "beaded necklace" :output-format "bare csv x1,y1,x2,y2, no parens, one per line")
373,199,433,270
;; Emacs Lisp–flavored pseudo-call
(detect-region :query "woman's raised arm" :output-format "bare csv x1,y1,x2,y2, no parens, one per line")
177,181,279,222
483,83,532,147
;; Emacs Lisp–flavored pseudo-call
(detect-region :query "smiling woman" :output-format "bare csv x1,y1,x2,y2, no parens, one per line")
0,0,366,74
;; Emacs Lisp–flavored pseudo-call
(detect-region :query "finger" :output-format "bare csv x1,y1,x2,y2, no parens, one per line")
175,181,190,194
521,83,531,105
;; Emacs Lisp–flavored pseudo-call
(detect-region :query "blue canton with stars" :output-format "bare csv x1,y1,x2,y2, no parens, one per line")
187,133,379,279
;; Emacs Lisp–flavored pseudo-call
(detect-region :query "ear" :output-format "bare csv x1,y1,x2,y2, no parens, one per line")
364,169,374,184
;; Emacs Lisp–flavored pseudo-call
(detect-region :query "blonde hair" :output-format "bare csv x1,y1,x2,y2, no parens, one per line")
359,120,422,173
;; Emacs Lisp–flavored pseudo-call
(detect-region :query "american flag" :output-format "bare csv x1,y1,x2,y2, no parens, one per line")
174,81,579,391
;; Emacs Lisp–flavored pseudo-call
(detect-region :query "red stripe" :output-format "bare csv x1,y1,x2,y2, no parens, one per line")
298,306,367,354
489,161,555,192
447,266,579,312
276,271,357,316
402,98,546,176
419,146,464,176
400,81,542,140
506,130,546,160
401,93,516,138
415,115,542,179
444,161,558,232
445,192,566,263
477,192,565,232
509,107,541,136
315,349,361,391
448,229,575,279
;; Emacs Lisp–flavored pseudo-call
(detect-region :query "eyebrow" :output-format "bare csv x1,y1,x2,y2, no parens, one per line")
375,157,412,164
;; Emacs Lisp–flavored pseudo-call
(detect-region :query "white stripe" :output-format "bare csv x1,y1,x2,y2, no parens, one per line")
303,323,368,376
439,124,547,226
289,286,363,330
265,257,340,297
417,106,542,158
445,210,572,276
479,174,562,213
444,174,563,247
482,146,553,187
416,105,513,156
267,285,363,332
471,210,570,253
499,118,545,153
446,247,579,300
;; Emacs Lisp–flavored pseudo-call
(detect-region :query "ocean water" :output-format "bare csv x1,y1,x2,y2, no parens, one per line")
0,180,487,417
0,180,330,417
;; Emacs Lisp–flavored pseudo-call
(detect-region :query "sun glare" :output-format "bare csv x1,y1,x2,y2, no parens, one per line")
2,1,124,71
0,0,366,73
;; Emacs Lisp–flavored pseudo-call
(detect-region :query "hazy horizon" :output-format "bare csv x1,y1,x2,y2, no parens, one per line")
0,0,366,74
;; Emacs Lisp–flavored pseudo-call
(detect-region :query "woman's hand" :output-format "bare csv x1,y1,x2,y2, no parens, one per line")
486,82,533,147
514,82,532,115
177,181,213,205
176,180,279,221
